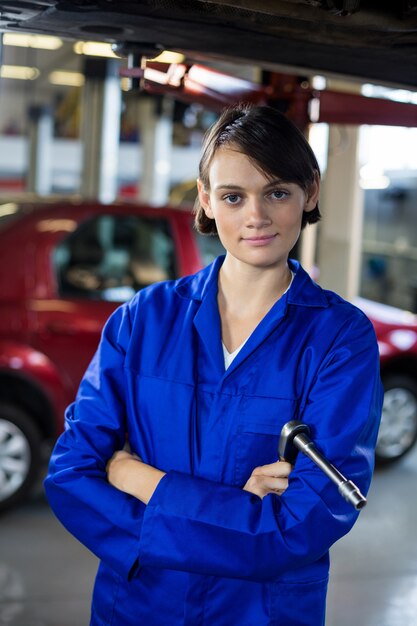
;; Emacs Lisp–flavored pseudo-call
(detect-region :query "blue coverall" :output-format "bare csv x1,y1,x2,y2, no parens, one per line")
45,256,383,625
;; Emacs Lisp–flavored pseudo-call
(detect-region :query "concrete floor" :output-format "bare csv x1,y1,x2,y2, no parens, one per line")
327,444,417,626
0,446,416,626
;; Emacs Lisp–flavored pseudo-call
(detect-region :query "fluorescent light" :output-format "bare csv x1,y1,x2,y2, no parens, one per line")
360,176,390,190
149,51,185,64
0,65,40,80
2,33,63,50
73,41,118,58
312,75,326,90
0,203,19,218
359,164,390,189
362,83,417,104
49,70,85,87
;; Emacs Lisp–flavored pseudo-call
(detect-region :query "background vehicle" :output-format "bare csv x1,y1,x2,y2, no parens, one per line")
356,298,417,465
0,197,219,513
0,198,416,512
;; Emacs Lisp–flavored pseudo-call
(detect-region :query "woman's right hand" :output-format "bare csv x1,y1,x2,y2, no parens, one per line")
243,460,292,499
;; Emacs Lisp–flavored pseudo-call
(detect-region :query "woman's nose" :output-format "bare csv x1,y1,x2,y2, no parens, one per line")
246,198,271,227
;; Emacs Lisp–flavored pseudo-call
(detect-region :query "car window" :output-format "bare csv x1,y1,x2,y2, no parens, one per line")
53,214,176,302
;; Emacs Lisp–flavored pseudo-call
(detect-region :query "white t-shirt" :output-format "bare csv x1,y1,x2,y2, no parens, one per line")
222,339,248,369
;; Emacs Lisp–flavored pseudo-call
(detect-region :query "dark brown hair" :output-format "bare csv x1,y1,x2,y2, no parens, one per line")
194,103,321,234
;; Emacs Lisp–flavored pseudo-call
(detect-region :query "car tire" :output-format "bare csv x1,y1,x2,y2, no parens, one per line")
376,375,417,465
0,403,42,513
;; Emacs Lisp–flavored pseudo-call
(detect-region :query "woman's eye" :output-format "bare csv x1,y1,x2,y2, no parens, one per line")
224,194,241,205
270,190,289,200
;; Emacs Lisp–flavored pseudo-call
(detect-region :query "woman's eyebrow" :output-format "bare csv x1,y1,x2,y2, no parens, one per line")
214,180,287,192
214,184,245,191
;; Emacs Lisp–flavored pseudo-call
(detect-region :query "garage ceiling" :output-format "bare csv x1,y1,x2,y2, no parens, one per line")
0,1,417,88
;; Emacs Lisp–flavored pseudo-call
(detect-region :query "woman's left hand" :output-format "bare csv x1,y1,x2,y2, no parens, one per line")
106,450,165,504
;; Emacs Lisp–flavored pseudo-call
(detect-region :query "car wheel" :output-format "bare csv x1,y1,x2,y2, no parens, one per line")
376,375,417,465
0,404,41,513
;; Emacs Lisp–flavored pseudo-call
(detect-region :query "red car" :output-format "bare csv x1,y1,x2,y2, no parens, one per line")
355,298,417,465
1,198,416,512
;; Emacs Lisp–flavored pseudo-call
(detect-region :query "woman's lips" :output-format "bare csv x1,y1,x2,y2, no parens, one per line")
242,234,277,246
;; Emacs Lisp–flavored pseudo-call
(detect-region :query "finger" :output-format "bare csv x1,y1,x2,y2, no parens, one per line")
243,475,289,498
259,476,289,493
251,460,292,477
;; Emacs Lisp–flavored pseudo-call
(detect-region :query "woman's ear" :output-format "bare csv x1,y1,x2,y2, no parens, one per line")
304,171,321,213
197,179,214,219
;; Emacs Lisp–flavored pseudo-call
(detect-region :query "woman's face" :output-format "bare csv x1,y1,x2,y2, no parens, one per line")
198,146,320,271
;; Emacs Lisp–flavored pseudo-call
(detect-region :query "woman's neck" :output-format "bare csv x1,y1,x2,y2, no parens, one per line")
219,255,292,314
217,255,292,352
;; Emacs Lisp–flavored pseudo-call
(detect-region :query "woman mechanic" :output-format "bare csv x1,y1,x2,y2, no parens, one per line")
45,104,383,625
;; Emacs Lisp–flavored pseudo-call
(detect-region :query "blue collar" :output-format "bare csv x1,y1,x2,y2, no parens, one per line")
175,255,328,309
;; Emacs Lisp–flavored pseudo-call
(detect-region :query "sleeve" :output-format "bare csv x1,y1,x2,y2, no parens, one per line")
44,301,144,580
137,309,384,582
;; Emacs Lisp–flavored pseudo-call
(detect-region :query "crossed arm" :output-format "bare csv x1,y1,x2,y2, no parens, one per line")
107,450,292,504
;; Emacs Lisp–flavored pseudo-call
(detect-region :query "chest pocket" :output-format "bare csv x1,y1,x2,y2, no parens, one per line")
234,395,299,486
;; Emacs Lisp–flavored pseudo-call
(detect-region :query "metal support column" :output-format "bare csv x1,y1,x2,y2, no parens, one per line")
26,105,53,195
137,95,174,205
298,123,323,278
299,223,319,279
80,57,122,203
317,124,364,300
